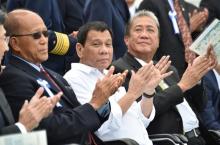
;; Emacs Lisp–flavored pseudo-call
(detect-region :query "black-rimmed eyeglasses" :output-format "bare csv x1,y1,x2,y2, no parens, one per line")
10,30,49,39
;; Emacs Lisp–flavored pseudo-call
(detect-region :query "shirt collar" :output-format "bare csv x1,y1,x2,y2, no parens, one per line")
135,57,147,66
13,55,41,72
71,63,105,75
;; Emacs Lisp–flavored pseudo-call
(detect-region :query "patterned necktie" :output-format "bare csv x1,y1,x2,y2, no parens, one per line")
174,0,195,63
40,66,62,91
88,133,98,145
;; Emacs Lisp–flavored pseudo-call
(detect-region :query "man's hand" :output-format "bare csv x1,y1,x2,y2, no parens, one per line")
155,55,173,75
178,45,217,92
18,87,62,131
190,8,209,32
127,61,162,97
90,66,126,110
185,48,197,64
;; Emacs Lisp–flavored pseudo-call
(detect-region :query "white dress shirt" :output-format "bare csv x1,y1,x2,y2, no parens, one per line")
64,63,155,145
135,58,199,133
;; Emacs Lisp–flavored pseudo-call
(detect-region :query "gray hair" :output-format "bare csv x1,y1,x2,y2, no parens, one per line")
125,10,160,36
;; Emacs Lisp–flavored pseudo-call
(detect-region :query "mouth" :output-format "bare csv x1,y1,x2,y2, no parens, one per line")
137,41,150,45
40,48,48,53
97,58,109,62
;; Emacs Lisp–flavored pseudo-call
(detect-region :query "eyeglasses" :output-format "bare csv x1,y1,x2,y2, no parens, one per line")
10,30,49,39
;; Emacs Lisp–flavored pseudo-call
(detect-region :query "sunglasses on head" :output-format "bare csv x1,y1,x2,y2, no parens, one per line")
10,30,49,39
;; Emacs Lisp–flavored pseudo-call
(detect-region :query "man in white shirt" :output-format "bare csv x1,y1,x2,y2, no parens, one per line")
64,21,171,145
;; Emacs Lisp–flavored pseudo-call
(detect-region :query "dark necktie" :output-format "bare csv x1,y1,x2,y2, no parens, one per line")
88,133,98,145
174,0,195,63
40,66,62,91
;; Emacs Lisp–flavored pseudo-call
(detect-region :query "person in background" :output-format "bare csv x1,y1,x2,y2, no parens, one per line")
200,0,220,24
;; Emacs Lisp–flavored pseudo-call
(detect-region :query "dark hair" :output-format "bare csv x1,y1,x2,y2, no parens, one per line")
77,21,113,46
0,10,6,25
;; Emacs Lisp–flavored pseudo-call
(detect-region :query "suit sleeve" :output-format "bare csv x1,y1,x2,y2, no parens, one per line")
0,124,20,135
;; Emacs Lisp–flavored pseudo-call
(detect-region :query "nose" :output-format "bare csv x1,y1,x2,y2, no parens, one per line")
140,30,150,38
39,34,48,44
99,44,109,55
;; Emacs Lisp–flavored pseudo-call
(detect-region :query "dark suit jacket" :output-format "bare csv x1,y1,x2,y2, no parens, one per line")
200,70,220,130
0,88,20,135
83,0,130,59
200,0,220,24
0,55,104,145
58,0,85,34
138,0,190,76
112,52,207,134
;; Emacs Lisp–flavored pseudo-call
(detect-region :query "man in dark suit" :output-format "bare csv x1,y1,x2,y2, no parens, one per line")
0,10,61,135
83,0,130,59
138,0,208,76
112,10,216,145
0,9,121,145
6,0,79,75
200,64,220,130
200,0,220,24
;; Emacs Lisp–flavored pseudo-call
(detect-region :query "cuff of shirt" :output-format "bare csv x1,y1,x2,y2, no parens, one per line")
15,122,28,133
109,99,123,120
138,104,156,127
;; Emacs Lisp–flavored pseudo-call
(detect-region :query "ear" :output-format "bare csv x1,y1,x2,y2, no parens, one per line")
124,35,129,47
9,37,21,52
76,43,84,59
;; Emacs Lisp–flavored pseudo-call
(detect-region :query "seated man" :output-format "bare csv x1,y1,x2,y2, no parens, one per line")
0,10,61,135
64,21,171,145
0,9,121,145
112,10,216,145
200,64,220,130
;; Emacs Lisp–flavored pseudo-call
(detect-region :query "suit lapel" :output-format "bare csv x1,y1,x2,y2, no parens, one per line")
124,53,178,91
9,56,60,94
0,89,15,124
123,52,142,71
9,56,75,107
46,69,78,106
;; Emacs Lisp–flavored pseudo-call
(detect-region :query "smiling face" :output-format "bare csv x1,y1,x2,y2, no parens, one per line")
77,30,113,70
125,16,159,62
9,12,48,65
